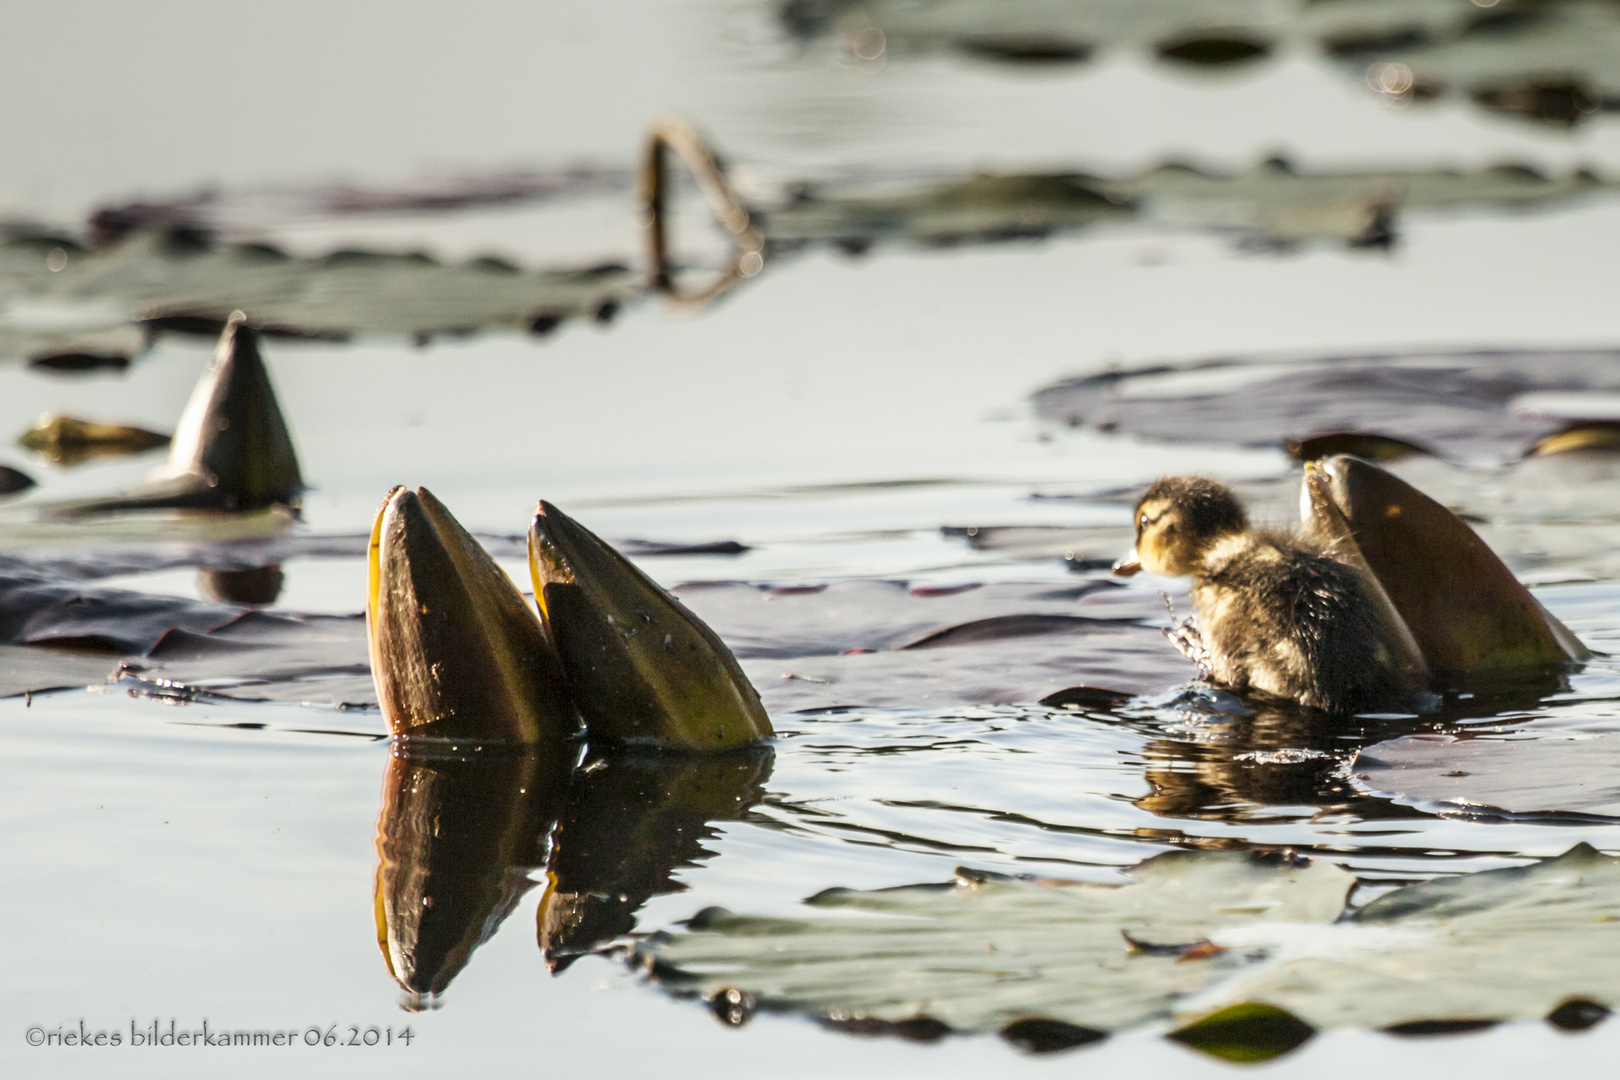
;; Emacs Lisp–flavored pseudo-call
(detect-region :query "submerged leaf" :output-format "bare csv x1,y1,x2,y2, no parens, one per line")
1034,350,1620,466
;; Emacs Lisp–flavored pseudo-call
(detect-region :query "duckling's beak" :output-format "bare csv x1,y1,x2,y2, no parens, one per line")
368,486,578,743
528,500,773,751
161,312,304,509
1112,550,1143,577
1310,454,1588,673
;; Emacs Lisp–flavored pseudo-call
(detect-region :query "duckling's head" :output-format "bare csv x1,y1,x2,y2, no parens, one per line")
1114,476,1248,578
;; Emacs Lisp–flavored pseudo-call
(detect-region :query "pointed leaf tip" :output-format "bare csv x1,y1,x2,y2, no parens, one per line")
369,486,576,743
157,315,304,509
528,500,771,751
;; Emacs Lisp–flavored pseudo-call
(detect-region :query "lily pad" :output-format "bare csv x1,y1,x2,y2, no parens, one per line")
0,643,118,698
642,845,1620,1041
640,849,1353,1034
0,228,635,363
1033,349,1620,465
1209,844,1620,1029
762,160,1614,254
1353,732,1620,819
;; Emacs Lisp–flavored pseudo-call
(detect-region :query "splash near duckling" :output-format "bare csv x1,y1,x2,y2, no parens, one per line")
1115,456,1587,712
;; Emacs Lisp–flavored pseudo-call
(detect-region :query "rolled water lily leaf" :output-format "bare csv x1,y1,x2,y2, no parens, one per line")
1298,466,1429,692
368,487,577,742
159,314,303,507
1312,454,1587,674
52,315,303,514
639,850,1352,1035
528,500,772,751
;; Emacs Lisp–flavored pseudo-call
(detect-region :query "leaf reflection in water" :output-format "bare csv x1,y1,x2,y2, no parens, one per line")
372,737,772,1006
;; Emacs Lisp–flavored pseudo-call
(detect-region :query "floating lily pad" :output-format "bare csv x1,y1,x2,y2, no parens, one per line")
762,160,1613,254
777,0,1620,126
1033,349,1620,465
1209,844,1620,1029
0,643,118,698
642,845,1620,1042
1353,732,1620,819
0,228,636,363
640,850,1353,1035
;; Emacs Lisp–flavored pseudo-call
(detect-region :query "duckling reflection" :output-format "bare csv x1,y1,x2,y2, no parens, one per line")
372,740,771,1004
1128,678,1568,824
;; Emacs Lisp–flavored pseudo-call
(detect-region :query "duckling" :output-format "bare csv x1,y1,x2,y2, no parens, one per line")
1113,475,1415,713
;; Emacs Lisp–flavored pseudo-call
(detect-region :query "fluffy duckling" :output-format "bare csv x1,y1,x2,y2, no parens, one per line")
1114,476,1412,713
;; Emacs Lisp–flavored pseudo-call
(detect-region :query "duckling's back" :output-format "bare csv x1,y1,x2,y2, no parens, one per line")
1193,532,1407,713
